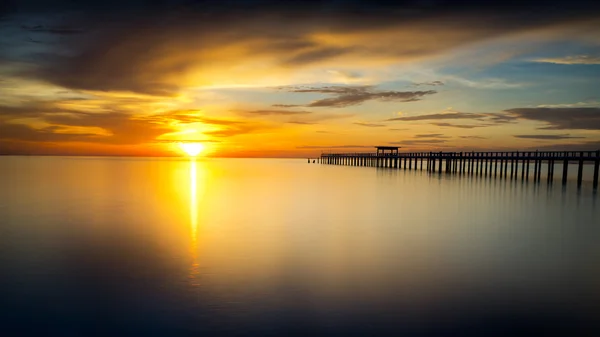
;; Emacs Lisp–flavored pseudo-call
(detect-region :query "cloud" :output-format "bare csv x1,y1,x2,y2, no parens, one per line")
412,81,444,86
296,145,373,149
386,111,517,127
513,134,585,140
389,128,409,131
286,112,354,125
536,101,600,108
505,107,600,130
523,141,600,151
0,123,105,142
277,86,436,108
533,55,600,65
0,111,174,144
354,122,385,127
326,70,362,81
242,109,312,116
414,133,451,138
272,104,301,108
445,76,525,89
460,135,487,139
284,46,355,66
3,3,599,97
431,122,492,128
389,139,449,145
287,121,317,125
386,112,486,122
0,102,266,145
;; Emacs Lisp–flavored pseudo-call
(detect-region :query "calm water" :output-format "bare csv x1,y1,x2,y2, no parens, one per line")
1,156,599,336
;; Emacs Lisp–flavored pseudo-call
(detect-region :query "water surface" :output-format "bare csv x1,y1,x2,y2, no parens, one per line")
1,156,599,336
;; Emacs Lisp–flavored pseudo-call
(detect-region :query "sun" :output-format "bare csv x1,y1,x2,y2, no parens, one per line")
179,142,205,157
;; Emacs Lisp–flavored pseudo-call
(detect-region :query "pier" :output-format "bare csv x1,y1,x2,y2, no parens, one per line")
319,147,600,190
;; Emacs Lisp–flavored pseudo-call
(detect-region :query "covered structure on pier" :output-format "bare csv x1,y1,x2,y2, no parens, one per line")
376,146,400,156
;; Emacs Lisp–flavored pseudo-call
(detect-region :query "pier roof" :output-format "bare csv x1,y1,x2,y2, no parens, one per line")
375,146,400,150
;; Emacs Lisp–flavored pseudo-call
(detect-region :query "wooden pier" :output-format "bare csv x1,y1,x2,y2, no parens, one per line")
318,147,600,190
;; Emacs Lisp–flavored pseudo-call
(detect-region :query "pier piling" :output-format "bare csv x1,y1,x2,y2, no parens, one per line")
320,148,599,190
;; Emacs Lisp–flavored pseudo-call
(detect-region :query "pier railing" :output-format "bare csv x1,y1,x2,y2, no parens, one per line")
318,150,600,190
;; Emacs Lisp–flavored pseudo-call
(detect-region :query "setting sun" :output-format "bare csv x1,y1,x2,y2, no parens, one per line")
179,142,205,157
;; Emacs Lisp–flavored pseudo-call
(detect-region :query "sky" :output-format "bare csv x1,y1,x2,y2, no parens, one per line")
0,0,599,157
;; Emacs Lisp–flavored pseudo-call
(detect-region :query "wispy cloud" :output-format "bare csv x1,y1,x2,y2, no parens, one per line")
414,133,451,138
459,135,487,139
412,81,444,86
354,122,385,127
513,134,585,140
386,111,517,127
432,122,492,128
277,86,436,108
272,104,301,108
386,112,485,121
296,145,373,149
389,139,449,145
242,109,312,116
536,101,600,108
533,55,600,65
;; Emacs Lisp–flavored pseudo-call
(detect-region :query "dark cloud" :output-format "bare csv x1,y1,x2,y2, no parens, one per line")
354,122,385,127
414,133,450,138
279,86,436,108
0,123,104,142
2,2,599,96
487,113,518,124
389,128,409,131
523,141,600,151
460,135,487,139
505,107,600,130
513,134,585,140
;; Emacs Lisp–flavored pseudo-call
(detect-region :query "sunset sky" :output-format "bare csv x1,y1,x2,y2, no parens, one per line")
1,0,599,157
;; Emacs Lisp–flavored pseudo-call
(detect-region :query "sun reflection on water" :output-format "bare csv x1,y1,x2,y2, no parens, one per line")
189,159,200,287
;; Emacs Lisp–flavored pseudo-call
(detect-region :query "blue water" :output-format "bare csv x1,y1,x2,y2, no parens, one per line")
1,156,599,336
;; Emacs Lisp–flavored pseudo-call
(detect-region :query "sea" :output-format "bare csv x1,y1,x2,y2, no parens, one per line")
1,156,599,336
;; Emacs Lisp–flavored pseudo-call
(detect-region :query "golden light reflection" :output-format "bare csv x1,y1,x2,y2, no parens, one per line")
189,159,200,286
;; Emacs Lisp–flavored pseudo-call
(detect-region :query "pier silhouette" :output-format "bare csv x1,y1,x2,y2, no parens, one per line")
318,147,600,190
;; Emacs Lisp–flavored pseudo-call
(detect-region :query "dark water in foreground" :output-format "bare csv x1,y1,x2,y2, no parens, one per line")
1,156,599,336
